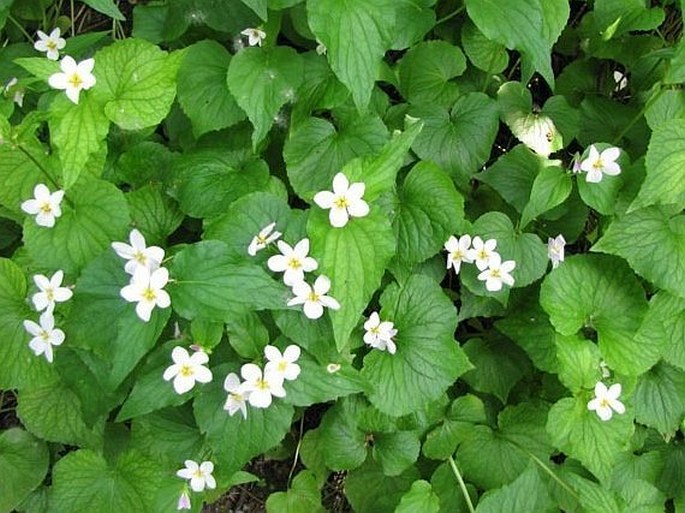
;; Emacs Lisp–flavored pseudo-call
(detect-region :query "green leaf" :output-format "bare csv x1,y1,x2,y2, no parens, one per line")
430,462,478,513
373,430,421,476
361,274,472,417
410,93,499,188
307,208,395,351
170,240,286,321
227,47,304,147
398,41,466,106
540,254,651,375
632,119,685,211
645,90,685,130
51,450,164,513
393,161,464,266
126,185,184,244
23,178,130,275
266,470,325,513
577,170,623,216
13,57,60,81
113,141,177,188
242,0,267,20
555,333,603,393
477,145,540,213
307,0,395,109
423,394,487,460
0,429,49,513
474,467,555,513
634,292,685,370
593,206,685,301
318,398,367,470
177,40,246,138
396,480,440,513
82,0,125,20
520,165,572,228
345,460,420,513
547,395,634,481
461,20,509,74
634,362,685,437
391,0,435,50
49,94,110,189
93,38,181,130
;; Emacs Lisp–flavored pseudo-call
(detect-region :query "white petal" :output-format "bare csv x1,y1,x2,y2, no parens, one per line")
332,173,349,194
21,199,40,215
319,295,340,310
65,86,81,104
610,399,625,415
23,320,41,336
313,275,331,294
189,475,206,492
283,344,300,363
204,473,216,490
346,199,369,218
329,207,349,227
264,345,282,363
171,346,190,364
585,168,603,183
601,147,620,163
223,372,241,392
135,300,154,322
111,242,135,259
303,300,324,319
444,236,458,252
173,374,196,394
291,280,311,298
241,363,262,383
293,238,310,258
149,267,169,289
607,383,622,400
77,58,95,75
602,161,621,176
248,389,272,408
267,254,287,272
594,381,608,397
163,364,179,381
193,365,213,384
52,287,73,302
313,190,335,209
155,290,171,308
596,406,613,421
301,256,318,273
32,292,50,311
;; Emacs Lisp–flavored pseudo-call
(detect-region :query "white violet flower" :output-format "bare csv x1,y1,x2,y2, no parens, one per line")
111,228,165,275
287,275,340,320
23,311,65,363
34,28,66,61
468,236,498,271
32,270,72,312
240,363,286,408
313,172,370,228
477,253,516,292
163,346,213,395
547,234,566,269
120,266,171,322
223,372,249,419
444,235,474,274
613,70,628,92
176,460,216,493
3,77,24,107
21,183,65,228
241,27,266,47
247,221,281,256
267,238,318,286
264,344,301,381
587,381,625,421
363,312,398,354
580,145,621,183
177,490,191,510
48,56,96,104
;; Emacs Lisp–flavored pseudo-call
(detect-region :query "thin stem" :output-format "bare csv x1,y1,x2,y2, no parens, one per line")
526,452,580,500
16,144,74,208
436,6,465,26
611,85,666,145
70,0,76,37
7,15,34,42
287,414,305,486
448,455,476,513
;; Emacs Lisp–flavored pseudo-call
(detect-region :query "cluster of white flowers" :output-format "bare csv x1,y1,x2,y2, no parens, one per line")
176,459,216,509
21,183,65,228
587,381,625,421
224,344,302,419
576,144,622,183
443,235,516,292
363,312,398,354
22,270,73,362
113,229,171,322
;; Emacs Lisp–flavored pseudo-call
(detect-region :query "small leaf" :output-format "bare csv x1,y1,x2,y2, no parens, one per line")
395,480,440,513
266,470,325,513
634,362,685,437
0,429,49,513
82,0,125,20
520,165,572,228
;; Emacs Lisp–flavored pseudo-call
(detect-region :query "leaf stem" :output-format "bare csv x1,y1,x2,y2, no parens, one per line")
70,0,76,37
448,455,476,513
436,6,465,26
287,414,305,487
15,144,75,208
525,451,580,501
7,15,35,43
611,85,666,145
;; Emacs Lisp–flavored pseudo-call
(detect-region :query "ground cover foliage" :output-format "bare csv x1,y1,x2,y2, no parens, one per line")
1,0,685,511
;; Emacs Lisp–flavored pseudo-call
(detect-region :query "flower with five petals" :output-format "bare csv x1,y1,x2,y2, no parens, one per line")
467,236,498,271
264,344,301,381
267,238,318,286
313,172,370,228
21,183,65,228
32,270,72,312
587,381,625,421
34,28,66,61
120,266,171,322
23,311,65,363
48,55,96,104
580,145,621,183
547,234,566,270
239,363,286,408
363,312,398,354
112,229,165,275
247,222,281,256
176,460,216,493
223,372,249,419
444,235,474,274
477,253,516,292
241,27,266,47
287,275,340,320
163,346,213,394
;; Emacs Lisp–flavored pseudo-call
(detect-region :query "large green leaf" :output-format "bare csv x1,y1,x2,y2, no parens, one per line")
474,467,555,513
361,274,472,416
461,20,509,74
177,40,246,137
540,254,651,375
593,206,685,301
0,429,49,513
423,394,487,460
633,362,685,437
93,38,181,130
520,165,572,228
634,292,685,370
126,185,184,245
227,46,304,147
23,178,130,275
396,481,440,513
307,0,395,109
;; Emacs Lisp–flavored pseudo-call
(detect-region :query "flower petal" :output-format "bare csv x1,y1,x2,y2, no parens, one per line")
346,198,369,218
283,344,300,362
329,207,349,227
303,300,324,319
313,190,335,209
332,173,349,194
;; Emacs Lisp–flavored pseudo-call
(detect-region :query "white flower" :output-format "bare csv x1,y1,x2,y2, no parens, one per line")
120,266,171,322
31,270,72,312
241,27,266,47
467,236,498,271
20,183,65,228
223,372,249,419
363,312,398,354
3,77,24,107
239,363,286,408
547,234,566,270
163,346,213,395
111,229,165,275
247,221,281,256
444,235,474,274
264,344,301,381
316,39,327,55
613,70,628,92
267,238,318,286
580,145,621,183
34,28,66,61
48,56,96,104
177,490,191,510
587,381,625,421
176,460,216,493
477,253,516,292
23,311,65,363
313,172,370,228
287,275,340,320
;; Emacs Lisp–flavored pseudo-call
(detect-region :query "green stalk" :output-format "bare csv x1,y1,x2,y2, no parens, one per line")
448,455,476,513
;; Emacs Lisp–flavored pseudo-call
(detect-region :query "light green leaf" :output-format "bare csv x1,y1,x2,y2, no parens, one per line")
242,0,267,20
126,185,184,244
645,90,685,130
93,38,181,130
461,20,509,74
634,292,685,370
477,145,540,213
395,480,440,513
431,462,478,513
632,119,685,211
555,333,603,393
227,47,303,147
318,398,368,471
307,208,395,351
177,40,246,138
170,240,287,321
393,161,464,266
540,254,651,375
82,0,125,20
593,206,685,301
546,395,634,481
634,362,685,437
13,57,60,81
474,467,555,513
307,0,395,109
266,470,325,513
577,170,623,216
362,274,472,417
345,460,420,513
520,165,572,228
0,429,49,513
423,394,487,460
23,178,130,275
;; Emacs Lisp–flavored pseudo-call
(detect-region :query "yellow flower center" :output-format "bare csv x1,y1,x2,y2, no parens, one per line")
134,251,147,264
39,202,53,214
308,291,320,302
47,40,57,51
490,269,501,278
334,196,349,209
46,288,54,301
179,364,193,377
478,249,488,260
287,257,301,269
257,235,268,244
40,330,50,341
370,326,380,335
230,392,244,401
599,398,610,408
142,287,156,302
451,250,463,260
193,469,204,478
68,73,83,89
256,378,269,390
592,159,603,169
277,360,288,372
